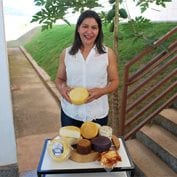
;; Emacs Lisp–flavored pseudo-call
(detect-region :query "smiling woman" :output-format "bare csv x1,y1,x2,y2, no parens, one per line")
55,10,119,127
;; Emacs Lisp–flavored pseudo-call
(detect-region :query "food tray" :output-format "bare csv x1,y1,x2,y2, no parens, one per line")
37,137,134,177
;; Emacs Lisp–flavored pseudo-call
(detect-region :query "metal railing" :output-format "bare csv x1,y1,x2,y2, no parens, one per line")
119,26,177,140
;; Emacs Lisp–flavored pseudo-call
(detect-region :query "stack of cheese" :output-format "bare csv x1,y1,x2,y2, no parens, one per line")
48,121,121,167
70,121,101,162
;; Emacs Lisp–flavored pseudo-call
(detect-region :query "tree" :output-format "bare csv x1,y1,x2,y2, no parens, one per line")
134,0,172,13
31,0,102,30
110,0,120,135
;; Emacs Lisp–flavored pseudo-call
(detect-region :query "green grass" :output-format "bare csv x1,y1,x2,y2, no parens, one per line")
24,25,75,80
24,22,177,81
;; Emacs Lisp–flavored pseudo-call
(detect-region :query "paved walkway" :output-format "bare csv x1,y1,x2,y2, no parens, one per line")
8,48,61,175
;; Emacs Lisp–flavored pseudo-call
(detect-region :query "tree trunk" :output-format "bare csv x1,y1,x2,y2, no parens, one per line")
109,0,120,136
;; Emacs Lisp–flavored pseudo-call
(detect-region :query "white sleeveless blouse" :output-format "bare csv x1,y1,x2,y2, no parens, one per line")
61,46,109,121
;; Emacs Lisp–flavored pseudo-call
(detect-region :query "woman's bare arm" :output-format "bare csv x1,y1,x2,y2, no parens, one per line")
55,49,71,102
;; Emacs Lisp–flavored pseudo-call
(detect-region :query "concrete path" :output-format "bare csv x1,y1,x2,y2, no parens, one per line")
8,48,60,174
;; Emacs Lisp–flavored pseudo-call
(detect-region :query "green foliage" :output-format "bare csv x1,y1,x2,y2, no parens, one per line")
133,0,172,13
134,16,151,23
127,18,154,46
34,0,46,6
119,8,128,19
98,11,107,24
107,9,115,22
31,0,101,30
109,0,115,4
109,22,114,32
104,0,172,33
106,1,128,32
31,0,173,34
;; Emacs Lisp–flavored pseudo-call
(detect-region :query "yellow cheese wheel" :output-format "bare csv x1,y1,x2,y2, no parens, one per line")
80,121,99,139
69,87,89,105
48,139,71,162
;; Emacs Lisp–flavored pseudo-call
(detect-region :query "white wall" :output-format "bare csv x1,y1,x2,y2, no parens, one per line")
0,0,17,165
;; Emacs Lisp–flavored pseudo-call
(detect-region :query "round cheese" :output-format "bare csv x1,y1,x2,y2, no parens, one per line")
80,121,99,139
99,126,113,139
48,139,71,162
59,126,81,139
69,87,89,105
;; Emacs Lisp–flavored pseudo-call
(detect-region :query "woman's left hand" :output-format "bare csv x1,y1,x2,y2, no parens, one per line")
86,88,104,103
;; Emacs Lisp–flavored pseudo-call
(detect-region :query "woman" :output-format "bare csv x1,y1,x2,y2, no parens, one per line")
55,10,119,127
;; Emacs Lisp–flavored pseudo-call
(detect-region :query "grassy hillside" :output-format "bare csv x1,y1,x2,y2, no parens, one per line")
24,22,177,82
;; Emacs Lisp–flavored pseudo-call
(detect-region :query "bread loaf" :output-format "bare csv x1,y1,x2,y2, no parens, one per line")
69,87,89,105
59,126,81,139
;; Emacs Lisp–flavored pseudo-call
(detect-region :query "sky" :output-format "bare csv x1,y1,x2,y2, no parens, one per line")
2,0,177,41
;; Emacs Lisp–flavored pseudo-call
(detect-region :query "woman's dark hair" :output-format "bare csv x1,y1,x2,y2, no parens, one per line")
69,10,106,55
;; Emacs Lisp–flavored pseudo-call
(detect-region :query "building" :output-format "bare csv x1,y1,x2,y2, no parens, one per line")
0,0,18,176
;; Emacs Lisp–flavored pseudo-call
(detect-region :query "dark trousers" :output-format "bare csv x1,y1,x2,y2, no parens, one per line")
61,108,108,127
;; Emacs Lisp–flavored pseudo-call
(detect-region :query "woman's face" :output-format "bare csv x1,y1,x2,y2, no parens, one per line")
78,17,99,47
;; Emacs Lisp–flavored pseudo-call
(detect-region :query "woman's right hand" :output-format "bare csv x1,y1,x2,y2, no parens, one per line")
60,85,72,103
